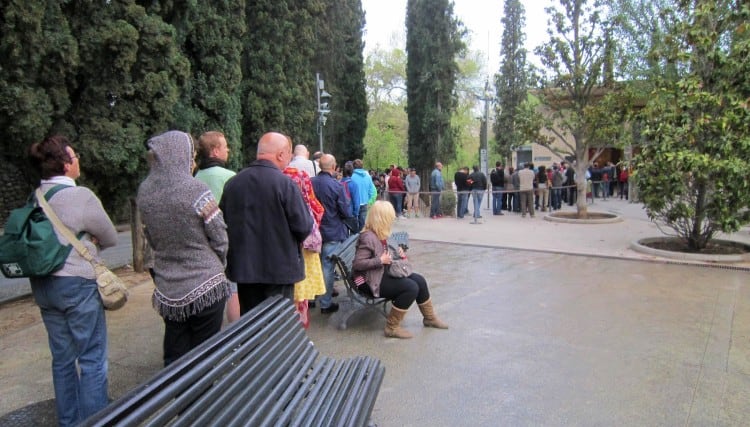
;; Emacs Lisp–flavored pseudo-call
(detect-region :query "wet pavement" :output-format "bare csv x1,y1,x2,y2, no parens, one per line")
1,199,749,426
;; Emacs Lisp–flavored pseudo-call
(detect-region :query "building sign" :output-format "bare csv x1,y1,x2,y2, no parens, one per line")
534,156,552,162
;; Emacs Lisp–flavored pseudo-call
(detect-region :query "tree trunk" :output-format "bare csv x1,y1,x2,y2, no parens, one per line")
574,154,589,219
688,181,709,251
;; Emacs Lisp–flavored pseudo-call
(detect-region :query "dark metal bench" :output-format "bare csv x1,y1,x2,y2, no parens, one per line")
83,295,385,427
330,232,409,330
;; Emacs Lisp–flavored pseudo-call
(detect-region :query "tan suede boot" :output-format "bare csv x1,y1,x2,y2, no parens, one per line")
418,299,449,329
384,306,413,339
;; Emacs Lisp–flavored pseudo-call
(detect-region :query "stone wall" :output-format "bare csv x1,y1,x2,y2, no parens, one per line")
0,160,33,226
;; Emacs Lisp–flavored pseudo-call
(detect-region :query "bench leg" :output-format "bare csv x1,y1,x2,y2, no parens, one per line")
333,299,389,331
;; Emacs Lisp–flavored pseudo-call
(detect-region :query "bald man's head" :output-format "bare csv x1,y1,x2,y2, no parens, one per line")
257,132,292,169
319,154,336,172
293,144,309,158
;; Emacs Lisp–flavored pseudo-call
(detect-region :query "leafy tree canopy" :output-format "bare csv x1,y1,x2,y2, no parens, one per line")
634,0,750,250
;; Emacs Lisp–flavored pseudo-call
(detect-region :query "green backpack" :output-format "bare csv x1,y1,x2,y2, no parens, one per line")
0,185,78,278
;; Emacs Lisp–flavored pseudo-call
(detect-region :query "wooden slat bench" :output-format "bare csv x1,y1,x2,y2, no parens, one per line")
330,232,409,330
83,295,385,427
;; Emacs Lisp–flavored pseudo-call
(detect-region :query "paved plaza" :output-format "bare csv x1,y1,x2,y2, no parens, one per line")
1,199,749,426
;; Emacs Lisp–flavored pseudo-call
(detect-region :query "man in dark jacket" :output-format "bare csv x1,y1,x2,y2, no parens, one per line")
220,132,313,314
489,161,505,215
468,165,488,222
311,154,353,314
454,167,470,219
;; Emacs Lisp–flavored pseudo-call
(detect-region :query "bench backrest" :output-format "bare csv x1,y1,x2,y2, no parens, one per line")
332,231,410,276
332,233,360,279
84,295,385,427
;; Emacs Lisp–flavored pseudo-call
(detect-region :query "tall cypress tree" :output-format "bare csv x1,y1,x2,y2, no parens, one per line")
493,0,527,163
146,0,246,169
405,0,465,187
61,1,188,216
241,0,322,162
312,0,368,162
0,1,78,162
0,1,187,217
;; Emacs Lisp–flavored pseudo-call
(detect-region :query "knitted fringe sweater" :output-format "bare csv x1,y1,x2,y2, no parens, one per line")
137,131,230,322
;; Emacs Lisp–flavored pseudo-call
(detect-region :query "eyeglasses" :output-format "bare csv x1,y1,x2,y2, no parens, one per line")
71,153,82,161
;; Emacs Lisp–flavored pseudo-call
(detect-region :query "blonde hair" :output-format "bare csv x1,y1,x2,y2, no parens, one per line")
197,131,225,158
363,201,396,240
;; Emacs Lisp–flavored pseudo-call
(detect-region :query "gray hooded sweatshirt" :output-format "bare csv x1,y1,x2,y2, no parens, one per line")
137,131,230,322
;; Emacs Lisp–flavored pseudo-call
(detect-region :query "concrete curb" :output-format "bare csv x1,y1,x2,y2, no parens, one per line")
543,212,623,224
631,237,750,263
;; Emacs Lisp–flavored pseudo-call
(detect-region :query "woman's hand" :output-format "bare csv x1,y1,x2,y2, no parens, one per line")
380,251,392,265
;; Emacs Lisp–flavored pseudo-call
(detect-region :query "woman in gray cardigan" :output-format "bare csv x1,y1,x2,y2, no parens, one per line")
352,201,448,339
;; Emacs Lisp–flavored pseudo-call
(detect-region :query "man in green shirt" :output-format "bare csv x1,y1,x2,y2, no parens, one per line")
195,131,239,322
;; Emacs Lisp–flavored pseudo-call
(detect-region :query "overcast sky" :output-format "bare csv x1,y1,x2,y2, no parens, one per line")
361,0,555,75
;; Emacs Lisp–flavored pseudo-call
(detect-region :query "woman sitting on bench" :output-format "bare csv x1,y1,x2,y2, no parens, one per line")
352,201,448,339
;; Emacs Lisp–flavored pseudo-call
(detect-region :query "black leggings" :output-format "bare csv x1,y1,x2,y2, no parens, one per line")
163,298,226,367
378,272,430,310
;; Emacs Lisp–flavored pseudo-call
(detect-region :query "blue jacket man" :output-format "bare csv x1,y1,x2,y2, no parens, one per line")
350,159,376,231
429,162,444,218
311,154,353,313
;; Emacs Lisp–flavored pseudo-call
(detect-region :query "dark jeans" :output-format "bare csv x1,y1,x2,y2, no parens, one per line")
237,283,294,315
551,188,562,210
492,186,504,214
505,191,515,211
430,192,441,217
390,193,403,215
31,275,108,426
163,298,226,366
593,182,602,198
357,204,368,232
456,192,468,218
319,241,341,309
379,272,430,310
567,185,577,205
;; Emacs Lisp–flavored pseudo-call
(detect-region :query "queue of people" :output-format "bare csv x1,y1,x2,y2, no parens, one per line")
23,132,449,425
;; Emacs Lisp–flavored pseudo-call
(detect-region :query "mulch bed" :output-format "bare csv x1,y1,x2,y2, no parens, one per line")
549,212,618,220
643,238,750,255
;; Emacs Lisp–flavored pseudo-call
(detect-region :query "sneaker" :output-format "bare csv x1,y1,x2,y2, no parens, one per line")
321,303,339,314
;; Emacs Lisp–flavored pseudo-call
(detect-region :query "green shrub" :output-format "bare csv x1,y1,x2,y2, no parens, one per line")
440,190,456,217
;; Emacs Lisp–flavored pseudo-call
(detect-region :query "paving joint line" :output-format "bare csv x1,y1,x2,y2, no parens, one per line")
410,238,750,272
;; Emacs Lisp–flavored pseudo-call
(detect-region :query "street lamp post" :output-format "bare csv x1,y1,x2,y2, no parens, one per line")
478,80,492,209
316,72,332,153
